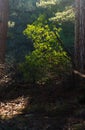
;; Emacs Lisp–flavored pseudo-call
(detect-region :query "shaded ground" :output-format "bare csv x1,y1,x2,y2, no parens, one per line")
0,64,85,129
0,80,85,130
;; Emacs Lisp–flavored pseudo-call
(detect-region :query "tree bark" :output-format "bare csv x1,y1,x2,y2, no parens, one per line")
75,0,85,74
0,0,9,63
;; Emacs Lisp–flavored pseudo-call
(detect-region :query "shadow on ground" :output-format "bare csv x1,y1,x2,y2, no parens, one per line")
0,80,85,130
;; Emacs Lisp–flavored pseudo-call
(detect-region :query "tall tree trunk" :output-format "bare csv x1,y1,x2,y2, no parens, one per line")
75,0,85,74
0,0,9,63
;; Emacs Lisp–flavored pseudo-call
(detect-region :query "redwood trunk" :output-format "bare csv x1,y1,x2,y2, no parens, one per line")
75,0,85,74
0,0,9,63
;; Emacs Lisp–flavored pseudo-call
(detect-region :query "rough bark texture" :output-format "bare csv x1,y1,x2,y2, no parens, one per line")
0,0,9,63
75,0,85,74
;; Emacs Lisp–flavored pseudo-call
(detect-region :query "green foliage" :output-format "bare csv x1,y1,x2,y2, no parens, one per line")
7,0,74,63
49,6,75,23
20,15,71,84
49,1,75,48
36,0,57,8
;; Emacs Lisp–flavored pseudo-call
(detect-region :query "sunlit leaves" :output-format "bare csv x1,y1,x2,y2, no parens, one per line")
23,16,61,50
49,6,75,23
22,15,71,84
36,0,57,8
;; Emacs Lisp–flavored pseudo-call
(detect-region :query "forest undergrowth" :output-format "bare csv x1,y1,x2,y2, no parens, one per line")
0,64,85,130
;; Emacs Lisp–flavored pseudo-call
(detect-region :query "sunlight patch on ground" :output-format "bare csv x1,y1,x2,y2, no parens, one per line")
0,96,28,119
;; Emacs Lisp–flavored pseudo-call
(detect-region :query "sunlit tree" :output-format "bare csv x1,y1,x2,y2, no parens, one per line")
21,15,71,84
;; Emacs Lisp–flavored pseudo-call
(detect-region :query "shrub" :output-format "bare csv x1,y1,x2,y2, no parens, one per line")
20,15,71,84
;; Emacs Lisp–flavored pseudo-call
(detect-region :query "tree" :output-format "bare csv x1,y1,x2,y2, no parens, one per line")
0,0,9,63
20,15,71,84
75,0,85,74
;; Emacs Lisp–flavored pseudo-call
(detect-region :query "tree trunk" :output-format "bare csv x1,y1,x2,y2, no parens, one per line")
0,0,9,63
75,0,85,74
74,0,85,87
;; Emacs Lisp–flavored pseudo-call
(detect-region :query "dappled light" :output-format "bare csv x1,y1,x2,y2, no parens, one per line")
0,0,85,129
0,96,28,119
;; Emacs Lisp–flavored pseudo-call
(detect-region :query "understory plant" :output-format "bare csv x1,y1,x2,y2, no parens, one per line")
20,15,72,84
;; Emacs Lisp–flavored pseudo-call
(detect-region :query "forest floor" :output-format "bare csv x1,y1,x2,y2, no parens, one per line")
0,78,85,130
